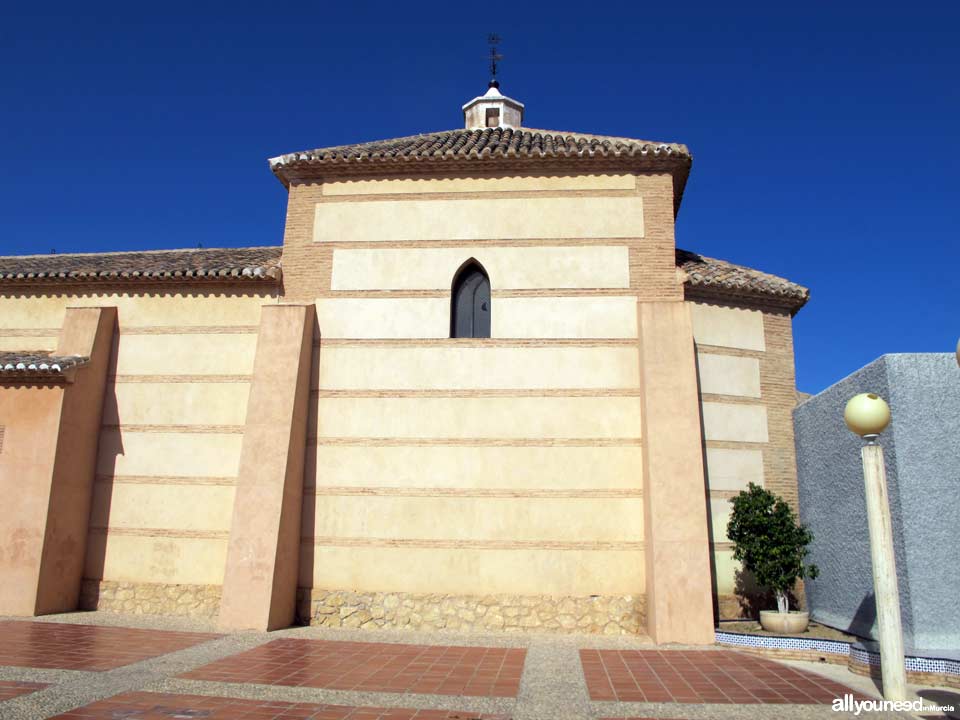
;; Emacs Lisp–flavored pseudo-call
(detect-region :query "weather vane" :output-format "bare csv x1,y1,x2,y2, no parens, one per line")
487,34,503,88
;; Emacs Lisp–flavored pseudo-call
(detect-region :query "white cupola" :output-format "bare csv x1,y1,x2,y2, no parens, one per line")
462,81,524,130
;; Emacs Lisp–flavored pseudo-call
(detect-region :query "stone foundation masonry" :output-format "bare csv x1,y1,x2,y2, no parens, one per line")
79,580,221,618
297,588,645,635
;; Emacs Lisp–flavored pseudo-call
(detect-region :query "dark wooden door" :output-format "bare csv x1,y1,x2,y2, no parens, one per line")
451,263,491,338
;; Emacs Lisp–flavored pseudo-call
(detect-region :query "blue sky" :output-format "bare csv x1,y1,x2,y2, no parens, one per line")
1,1,956,392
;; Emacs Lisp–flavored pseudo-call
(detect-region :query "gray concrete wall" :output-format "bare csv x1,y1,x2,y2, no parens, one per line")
794,353,959,653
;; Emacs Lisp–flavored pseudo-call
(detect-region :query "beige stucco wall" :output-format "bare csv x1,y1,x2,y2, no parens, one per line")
84,532,228,586
315,345,640,390
696,353,761,398
701,402,769,443
311,396,642,440
113,334,258,375
691,302,765,351
314,296,639,339
0,288,270,603
0,335,57,351
690,300,802,617
307,445,643,490
331,246,631,290
297,172,652,607
303,546,644,597
0,168,804,630
104,382,250,427
0,308,117,615
90,482,236,532
97,430,243,478
0,385,66,614
307,496,644,543
0,292,268,330
314,196,644,243
279,171,681,304
704,448,765,491
712,549,740,595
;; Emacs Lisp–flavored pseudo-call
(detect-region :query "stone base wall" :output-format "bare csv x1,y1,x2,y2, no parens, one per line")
716,594,749,620
297,589,645,635
79,580,221,618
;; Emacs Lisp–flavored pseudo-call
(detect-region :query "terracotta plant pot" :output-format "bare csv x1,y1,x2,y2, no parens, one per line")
759,610,810,634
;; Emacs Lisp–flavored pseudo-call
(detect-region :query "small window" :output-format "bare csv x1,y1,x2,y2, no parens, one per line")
485,108,500,127
451,260,491,338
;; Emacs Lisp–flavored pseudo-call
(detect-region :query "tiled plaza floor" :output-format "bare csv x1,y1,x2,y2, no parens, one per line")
2,614,934,720
181,638,527,697
0,619,219,671
580,648,876,704
0,680,49,701
48,691,512,720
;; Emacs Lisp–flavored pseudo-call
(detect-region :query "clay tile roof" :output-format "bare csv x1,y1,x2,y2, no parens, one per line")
269,127,690,171
0,246,283,285
0,244,808,310
0,351,89,375
677,249,809,311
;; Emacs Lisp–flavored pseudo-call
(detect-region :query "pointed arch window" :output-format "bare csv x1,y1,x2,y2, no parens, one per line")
450,260,491,338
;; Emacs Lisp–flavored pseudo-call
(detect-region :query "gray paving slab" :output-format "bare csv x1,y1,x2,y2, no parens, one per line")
513,636,591,720
0,667,90,684
16,610,219,633
155,677,516,716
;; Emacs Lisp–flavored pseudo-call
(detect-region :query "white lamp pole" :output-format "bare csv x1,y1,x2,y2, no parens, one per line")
843,393,907,701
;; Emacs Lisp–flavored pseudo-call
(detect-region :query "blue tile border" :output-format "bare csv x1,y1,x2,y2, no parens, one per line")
716,630,960,681
715,630,849,656
851,646,960,677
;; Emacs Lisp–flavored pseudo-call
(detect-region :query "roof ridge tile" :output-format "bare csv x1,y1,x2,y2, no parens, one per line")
268,128,691,173
0,246,283,285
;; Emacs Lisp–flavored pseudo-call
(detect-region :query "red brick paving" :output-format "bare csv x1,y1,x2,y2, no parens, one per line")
49,691,511,719
581,649,875,704
0,620,219,671
0,679,49,701
181,639,526,698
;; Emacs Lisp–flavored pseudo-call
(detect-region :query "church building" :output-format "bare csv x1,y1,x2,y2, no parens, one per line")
0,81,808,644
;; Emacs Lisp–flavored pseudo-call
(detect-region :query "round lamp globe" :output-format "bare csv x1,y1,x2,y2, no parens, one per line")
844,393,891,437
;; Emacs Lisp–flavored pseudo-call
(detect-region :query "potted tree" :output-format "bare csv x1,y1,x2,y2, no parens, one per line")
727,482,819,634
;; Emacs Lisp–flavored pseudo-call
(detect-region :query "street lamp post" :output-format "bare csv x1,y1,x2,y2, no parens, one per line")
843,392,907,701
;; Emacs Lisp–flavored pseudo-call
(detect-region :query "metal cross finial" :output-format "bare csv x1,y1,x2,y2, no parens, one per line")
487,34,503,88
